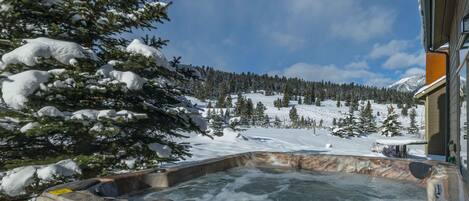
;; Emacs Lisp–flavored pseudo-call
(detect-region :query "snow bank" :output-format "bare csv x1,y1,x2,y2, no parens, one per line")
126,39,173,71
2,70,50,109
1,37,96,67
217,128,247,141
0,160,80,197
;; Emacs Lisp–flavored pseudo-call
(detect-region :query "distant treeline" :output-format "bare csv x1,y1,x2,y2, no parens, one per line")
179,65,416,105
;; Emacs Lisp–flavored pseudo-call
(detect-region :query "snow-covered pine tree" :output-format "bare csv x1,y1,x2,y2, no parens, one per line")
208,111,224,136
254,101,266,125
235,93,245,116
274,116,282,128
380,105,402,137
0,1,206,175
358,100,376,133
282,85,291,107
225,95,233,108
262,115,270,127
331,106,362,138
408,108,419,135
401,104,409,116
289,106,298,127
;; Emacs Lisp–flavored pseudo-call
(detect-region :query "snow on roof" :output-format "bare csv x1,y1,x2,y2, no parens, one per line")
1,37,96,68
126,39,173,71
414,75,446,99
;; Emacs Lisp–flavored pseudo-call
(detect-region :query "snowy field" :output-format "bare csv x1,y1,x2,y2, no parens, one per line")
174,127,430,165
177,92,430,164
187,92,425,130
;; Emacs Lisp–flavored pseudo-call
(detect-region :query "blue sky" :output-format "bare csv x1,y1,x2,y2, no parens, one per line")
131,0,425,87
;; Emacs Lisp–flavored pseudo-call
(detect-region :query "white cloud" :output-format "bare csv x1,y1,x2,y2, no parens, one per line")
330,6,396,42
269,31,305,51
269,62,391,87
369,40,410,59
402,67,425,77
281,0,396,42
382,51,425,69
345,60,369,69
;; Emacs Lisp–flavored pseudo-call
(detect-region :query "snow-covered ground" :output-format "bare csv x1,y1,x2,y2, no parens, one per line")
188,92,425,130
179,92,429,163
174,127,430,164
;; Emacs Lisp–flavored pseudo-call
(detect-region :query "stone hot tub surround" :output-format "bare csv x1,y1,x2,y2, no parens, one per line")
37,152,467,201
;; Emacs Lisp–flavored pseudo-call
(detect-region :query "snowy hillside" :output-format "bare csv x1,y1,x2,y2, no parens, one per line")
388,74,425,93
389,74,467,93
180,92,428,163
188,92,424,129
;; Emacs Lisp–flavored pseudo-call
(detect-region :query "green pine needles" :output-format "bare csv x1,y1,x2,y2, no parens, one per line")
0,1,206,175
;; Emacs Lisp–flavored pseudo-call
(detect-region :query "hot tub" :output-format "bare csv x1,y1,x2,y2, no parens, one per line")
37,152,467,201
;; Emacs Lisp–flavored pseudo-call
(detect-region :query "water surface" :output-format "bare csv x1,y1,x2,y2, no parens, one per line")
130,167,426,201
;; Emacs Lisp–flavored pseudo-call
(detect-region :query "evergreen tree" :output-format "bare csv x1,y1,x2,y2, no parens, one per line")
254,101,266,125
401,104,409,116
359,101,376,133
282,86,291,107
235,93,245,116
289,106,299,127
298,97,302,104
274,116,282,128
209,112,224,137
273,98,282,110
215,85,227,108
331,106,362,138
225,95,233,108
332,118,337,126
245,98,254,119
0,1,205,180
336,97,341,107
262,115,270,127
315,98,321,106
380,106,402,137
408,108,419,135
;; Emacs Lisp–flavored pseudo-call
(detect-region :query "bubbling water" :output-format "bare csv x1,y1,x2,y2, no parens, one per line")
130,167,426,201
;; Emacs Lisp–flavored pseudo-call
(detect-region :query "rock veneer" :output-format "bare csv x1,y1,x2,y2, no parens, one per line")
37,152,467,201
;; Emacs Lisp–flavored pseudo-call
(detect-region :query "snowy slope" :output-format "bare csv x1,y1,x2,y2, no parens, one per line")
177,92,429,164
175,128,429,164
199,92,424,129
388,74,425,93
389,74,467,93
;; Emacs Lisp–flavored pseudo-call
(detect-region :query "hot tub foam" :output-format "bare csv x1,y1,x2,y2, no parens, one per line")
37,152,467,201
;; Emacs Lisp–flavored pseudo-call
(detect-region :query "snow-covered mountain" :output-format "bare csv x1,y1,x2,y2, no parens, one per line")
388,74,426,93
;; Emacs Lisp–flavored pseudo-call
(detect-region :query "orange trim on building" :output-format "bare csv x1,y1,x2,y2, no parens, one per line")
426,52,447,85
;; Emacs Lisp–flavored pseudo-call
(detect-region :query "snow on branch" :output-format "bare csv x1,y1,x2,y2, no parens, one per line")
97,63,146,90
1,37,96,68
2,70,50,109
126,39,173,71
